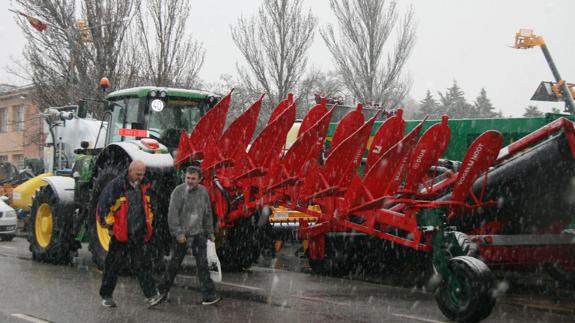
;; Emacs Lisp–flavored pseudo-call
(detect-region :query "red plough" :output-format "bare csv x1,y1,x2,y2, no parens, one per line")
174,91,575,322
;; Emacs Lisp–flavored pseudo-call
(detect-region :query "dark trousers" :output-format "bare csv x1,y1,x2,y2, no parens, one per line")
159,234,216,299
99,237,157,299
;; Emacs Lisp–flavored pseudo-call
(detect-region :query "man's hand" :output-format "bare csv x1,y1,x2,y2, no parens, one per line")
176,233,187,244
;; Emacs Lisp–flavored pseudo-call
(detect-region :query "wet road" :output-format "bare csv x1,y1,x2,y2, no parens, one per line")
0,237,573,323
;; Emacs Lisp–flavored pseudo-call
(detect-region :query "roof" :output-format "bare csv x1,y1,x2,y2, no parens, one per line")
0,84,33,96
106,86,220,100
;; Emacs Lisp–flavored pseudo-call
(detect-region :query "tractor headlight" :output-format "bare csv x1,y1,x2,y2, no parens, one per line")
149,90,157,98
3,210,16,218
159,90,167,98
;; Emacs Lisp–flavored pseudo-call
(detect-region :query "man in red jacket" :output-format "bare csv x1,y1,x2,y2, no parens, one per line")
98,160,165,308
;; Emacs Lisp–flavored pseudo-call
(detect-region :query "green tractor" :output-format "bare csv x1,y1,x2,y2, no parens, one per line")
28,84,221,269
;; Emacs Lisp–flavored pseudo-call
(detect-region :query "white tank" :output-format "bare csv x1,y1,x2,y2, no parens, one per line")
43,111,106,172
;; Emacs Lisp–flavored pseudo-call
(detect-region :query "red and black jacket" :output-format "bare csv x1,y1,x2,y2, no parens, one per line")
97,174,154,242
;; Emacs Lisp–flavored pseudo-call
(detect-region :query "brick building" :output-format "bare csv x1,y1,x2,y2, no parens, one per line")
0,85,44,169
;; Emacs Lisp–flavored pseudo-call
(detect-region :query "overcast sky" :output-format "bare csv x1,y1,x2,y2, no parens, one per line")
1,0,574,117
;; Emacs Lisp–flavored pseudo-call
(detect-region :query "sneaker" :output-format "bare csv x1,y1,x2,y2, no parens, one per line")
101,298,117,308
202,296,222,305
147,292,166,308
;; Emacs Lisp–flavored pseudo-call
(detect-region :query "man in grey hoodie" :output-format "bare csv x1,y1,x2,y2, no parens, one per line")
158,166,221,305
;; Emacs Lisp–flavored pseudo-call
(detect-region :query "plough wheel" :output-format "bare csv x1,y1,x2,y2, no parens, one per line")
308,236,354,276
545,262,575,284
435,256,495,322
217,216,267,271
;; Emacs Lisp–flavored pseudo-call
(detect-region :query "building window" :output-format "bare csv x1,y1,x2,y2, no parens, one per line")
0,108,7,132
12,154,25,169
15,106,25,131
0,155,7,162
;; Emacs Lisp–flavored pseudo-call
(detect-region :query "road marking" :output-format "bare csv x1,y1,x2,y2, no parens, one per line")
0,246,15,249
217,281,263,291
291,295,351,306
392,313,448,323
177,275,263,291
11,313,52,323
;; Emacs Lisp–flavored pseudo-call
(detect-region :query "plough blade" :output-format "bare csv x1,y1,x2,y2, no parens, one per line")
365,109,405,171
299,98,329,136
175,90,232,168
268,93,294,125
361,119,425,199
265,106,335,200
448,130,503,219
219,94,263,160
402,116,451,194
247,101,296,171
298,117,375,202
322,117,376,189
282,106,333,178
330,104,365,151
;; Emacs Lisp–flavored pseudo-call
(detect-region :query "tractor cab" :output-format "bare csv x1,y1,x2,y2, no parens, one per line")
104,87,219,151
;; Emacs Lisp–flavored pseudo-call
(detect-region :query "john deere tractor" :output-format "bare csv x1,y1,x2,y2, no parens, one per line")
28,84,219,269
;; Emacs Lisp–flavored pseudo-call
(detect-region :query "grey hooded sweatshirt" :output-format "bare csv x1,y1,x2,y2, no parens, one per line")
167,183,215,239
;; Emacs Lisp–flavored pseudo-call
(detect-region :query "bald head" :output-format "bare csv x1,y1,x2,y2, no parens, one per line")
127,160,146,183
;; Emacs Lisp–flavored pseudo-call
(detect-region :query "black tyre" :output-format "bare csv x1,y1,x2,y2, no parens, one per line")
217,216,265,271
28,185,76,264
545,262,575,284
1,234,14,241
88,165,121,270
435,256,496,322
307,236,354,277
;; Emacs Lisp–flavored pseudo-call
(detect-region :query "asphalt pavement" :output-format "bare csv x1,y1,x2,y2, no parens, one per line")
0,237,573,323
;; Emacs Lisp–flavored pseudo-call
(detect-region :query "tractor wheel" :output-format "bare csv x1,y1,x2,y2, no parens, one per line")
435,256,496,322
88,165,121,270
28,185,76,264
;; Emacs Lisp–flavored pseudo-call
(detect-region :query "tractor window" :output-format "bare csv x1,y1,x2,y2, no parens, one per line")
107,97,141,144
147,98,206,148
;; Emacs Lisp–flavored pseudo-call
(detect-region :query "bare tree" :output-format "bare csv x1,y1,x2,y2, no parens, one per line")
133,0,205,88
296,69,346,114
321,0,415,108
231,0,317,108
13,0,135,115
208,74,255,121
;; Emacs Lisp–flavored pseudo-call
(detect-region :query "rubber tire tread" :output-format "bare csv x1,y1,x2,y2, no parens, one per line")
28,186,75,264
88,165,122,270
435,256,496,322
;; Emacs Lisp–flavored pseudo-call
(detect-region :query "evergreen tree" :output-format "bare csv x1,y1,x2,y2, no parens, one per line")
417,90,438,118
523,105,543,117
473,88,498,118
437,81,474,118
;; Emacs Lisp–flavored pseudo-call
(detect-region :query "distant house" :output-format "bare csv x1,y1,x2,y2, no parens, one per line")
0,85,44,169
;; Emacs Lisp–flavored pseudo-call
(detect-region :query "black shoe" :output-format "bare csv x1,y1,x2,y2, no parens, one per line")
202,296,222,305
101,298,117,308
